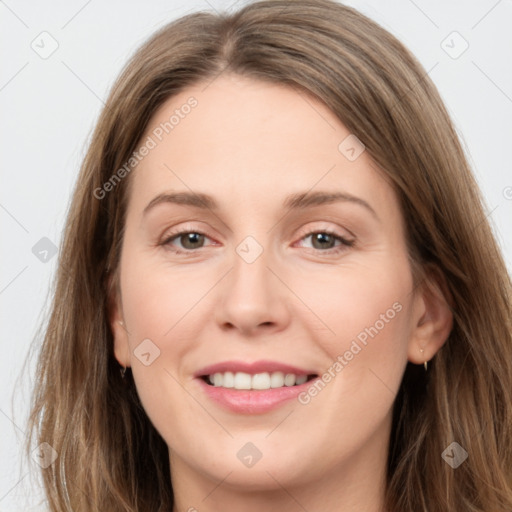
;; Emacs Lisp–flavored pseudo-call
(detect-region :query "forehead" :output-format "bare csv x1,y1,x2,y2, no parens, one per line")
127,73,397,220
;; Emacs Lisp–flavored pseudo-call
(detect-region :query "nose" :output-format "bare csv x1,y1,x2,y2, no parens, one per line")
215,244,291,337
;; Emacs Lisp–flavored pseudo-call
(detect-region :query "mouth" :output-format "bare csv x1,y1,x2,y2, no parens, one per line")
194,361,321,414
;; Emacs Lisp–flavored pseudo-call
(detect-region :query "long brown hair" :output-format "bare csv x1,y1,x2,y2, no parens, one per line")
26,0,512,510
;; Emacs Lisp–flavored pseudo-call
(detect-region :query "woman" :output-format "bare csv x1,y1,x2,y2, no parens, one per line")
27,0,512,510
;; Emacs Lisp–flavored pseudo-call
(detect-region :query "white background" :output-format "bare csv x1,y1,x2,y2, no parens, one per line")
1,0,511,509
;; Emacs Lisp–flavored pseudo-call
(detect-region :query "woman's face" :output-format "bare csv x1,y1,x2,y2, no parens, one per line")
110,73,440,497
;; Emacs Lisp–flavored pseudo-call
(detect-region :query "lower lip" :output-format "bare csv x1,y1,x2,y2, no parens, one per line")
196,377,318,414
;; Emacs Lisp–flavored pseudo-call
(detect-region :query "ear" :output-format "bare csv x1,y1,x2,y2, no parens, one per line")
107,271,131,368
407,264,453,365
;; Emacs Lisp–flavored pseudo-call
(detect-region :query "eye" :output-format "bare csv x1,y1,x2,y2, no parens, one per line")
296,230,355,254
161,229,213,254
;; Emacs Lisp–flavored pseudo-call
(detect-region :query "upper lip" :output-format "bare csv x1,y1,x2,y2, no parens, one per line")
194,360,318,378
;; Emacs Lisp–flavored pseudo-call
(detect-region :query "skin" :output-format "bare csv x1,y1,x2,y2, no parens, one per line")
109,73,453,512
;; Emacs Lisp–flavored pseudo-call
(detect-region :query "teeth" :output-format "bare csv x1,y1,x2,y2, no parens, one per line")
252,372,270,389
234,372,252,389
270,371,285,388
284,373,296,386
295,375,308,385
207,371,310,390
223,371,235,388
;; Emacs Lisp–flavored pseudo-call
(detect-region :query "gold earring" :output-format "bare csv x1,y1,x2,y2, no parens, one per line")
419,348,428,371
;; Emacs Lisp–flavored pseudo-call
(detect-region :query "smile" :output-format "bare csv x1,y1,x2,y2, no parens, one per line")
194,361,320,414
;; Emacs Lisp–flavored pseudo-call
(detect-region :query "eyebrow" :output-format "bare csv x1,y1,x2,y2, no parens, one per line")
143,190,378,220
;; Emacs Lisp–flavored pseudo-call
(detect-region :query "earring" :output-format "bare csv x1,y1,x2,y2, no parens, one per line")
120,366,127,378
419,348,428,372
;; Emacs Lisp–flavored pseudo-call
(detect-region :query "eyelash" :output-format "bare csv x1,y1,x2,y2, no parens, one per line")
160,226,355,256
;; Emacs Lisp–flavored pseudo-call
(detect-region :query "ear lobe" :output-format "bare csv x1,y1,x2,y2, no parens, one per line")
408,265,454,365
106,271,131,368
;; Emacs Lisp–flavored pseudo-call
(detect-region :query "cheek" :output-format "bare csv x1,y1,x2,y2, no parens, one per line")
296,259,411,350
291,256,413,407
119,250,223,410
118,255,212,441
287,262,413,462
120,252,211,340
